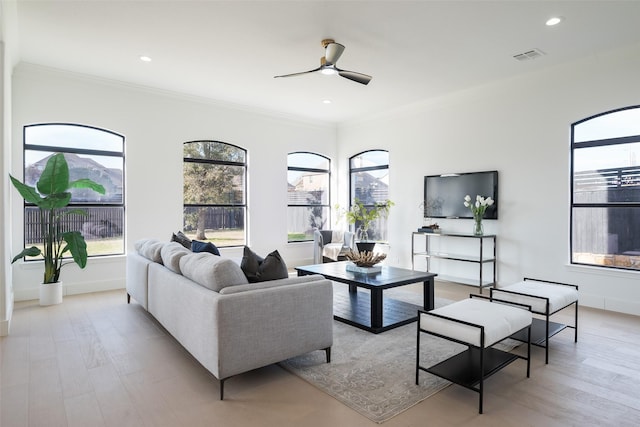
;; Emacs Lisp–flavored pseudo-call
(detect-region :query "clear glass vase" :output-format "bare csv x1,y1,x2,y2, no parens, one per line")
473,217,484,235
357,225,370,242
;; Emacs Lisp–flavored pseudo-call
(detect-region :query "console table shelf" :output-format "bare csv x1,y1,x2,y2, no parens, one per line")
412,232,496,293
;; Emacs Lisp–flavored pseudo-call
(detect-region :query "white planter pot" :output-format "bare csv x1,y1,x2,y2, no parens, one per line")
39,282,63,306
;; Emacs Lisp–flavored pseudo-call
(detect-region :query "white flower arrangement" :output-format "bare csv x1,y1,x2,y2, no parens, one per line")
464,194,495,221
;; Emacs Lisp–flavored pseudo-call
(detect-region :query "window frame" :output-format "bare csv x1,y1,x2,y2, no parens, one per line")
349,149,390,242
570,105,640,271
287,151,331,243
22,122,126,259
183,140,247,247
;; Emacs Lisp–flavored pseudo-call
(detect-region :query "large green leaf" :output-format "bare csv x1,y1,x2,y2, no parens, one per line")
11,247,42,263
38,192,72,210
37,153,69,196
69,178,106,195
9,175,43,205
62,231,88,268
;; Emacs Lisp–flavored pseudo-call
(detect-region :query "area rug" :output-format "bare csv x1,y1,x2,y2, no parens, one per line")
279,287,518,423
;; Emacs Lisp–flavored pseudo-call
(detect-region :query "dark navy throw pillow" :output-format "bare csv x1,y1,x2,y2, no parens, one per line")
191,240,220,256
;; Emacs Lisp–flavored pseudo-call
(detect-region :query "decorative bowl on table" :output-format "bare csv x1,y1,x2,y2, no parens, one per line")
345,250,386,267
345,250,386,274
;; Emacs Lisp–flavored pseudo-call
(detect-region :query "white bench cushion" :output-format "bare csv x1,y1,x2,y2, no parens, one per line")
420,298,532,347
493,280,578,314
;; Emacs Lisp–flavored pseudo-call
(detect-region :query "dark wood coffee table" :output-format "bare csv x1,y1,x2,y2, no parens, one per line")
296,262,437,334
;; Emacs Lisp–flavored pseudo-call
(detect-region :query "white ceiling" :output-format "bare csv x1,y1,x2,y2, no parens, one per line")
12,0,640,124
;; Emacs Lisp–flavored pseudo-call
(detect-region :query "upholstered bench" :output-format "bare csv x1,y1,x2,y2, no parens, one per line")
490,278,578,364
416,296,532,414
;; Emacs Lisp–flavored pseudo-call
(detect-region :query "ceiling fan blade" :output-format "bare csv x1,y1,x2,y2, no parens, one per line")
324,42,345,64
274,66,322,79
337,69,372,85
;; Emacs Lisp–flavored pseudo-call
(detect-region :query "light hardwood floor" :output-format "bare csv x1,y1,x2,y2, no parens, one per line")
2,281,640,427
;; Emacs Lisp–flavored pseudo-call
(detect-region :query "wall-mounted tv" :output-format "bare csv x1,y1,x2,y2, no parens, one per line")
424,170,498,219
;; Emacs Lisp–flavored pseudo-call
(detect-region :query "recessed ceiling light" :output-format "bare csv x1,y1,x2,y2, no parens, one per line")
322,99,332,104
139,55,152,62
546,16,563,26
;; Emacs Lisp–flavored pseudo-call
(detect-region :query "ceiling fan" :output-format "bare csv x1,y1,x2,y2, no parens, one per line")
274,39,372,85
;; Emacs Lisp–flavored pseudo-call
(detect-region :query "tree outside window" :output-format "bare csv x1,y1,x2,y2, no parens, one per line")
183,141,246,247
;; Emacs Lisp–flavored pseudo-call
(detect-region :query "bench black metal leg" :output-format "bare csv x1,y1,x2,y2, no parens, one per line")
127,293,130,304
220,378,225,400
325,347,331,363
574,302,579,342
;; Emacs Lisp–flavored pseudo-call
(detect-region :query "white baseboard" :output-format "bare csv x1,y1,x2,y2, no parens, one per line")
14,277,125,302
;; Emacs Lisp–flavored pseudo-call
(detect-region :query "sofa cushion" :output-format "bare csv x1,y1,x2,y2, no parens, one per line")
240,246,288,283
171,231,192,249
179,252,249,292
135,239,164,263
161,242,192,274
220,274,325,295
191,239,221,256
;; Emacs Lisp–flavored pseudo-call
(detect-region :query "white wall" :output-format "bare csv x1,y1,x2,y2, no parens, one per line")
337,44,640,315
0,0,19,336
10,64,336,301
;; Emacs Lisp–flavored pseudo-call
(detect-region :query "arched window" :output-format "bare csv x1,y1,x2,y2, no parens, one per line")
349,150,390,241
23,123,125,257
571,106,640,270
183,141,246,247
287,152,330,242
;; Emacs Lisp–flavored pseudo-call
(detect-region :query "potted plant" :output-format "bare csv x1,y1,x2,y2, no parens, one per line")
10,153,105,305
340,198,393,251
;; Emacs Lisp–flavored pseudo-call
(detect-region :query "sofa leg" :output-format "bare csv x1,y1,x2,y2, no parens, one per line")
220,378,225,400
325,347,331,363
127,293,130,304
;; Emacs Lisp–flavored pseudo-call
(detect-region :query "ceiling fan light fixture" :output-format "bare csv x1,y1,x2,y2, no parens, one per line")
320,67,338,76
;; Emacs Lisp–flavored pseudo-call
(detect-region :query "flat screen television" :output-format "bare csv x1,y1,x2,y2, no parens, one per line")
424,171,498,219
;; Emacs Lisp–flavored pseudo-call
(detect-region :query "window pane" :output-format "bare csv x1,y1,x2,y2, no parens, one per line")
572,206,640,270
351,216,389,242
184,163,245,204
288,152,329,169
24,151,123,204
574,167,640,203
184,141,245,162
287,171,329,205
25,124,123,152
183,206,245,246
287,206,329,241
25,206,124,256
574,108,640,142
574,142,640,173
351,169,390,204
350,150,389,169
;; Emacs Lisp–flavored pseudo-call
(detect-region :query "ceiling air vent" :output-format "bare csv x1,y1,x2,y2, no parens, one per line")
513,48,546,62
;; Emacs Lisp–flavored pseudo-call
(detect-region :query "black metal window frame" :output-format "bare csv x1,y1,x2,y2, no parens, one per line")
183,140,247,247
287,151,331,242
570,105,640,271
23,122,126,259
348,149,390,239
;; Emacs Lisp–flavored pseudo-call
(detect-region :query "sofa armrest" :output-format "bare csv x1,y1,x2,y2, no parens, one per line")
216,278,333,379
126,252,153,309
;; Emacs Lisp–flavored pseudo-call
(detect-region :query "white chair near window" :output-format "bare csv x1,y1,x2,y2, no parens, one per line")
313,229,356,264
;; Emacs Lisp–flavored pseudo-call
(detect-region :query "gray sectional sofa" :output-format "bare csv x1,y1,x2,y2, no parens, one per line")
126,239,334,399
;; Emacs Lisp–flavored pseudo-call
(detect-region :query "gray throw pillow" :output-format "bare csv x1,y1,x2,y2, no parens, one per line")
171,231,192,249
240,246,288,283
